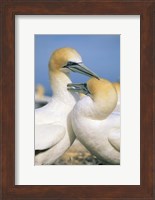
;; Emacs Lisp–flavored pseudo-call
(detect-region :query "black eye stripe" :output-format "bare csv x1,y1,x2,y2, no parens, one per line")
63,61,76,68
63,61,83,68
83,83,90,94
83,83,87,88
67,61,76,66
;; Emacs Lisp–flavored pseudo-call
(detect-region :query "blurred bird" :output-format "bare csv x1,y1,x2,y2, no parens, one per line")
67,78,120,164
35,47,99,165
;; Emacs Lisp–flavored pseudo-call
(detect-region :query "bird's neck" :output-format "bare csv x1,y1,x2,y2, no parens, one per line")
93,96,117,119
49,70,78,104
76,93,117,120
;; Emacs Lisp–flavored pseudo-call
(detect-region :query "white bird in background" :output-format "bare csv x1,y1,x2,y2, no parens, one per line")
35,47,99,165
67,78,120,164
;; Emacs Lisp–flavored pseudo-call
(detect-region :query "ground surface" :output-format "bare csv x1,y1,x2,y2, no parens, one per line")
53,140,108,165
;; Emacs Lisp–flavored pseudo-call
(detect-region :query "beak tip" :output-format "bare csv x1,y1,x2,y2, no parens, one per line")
92,75,100,80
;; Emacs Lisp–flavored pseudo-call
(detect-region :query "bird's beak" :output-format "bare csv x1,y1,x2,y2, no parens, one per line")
67,83,90,96
67,62,100,80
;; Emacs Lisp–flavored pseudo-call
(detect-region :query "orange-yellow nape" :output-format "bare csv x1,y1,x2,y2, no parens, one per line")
48,47,82,71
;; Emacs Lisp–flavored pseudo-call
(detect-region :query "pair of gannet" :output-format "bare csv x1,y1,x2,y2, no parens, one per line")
68,78,120,164
35,48,99,165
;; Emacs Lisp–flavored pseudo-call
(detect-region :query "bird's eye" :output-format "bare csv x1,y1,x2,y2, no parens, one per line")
63,61,76,68
67,61,72,65
83,83,87,88
67,61,77,66
83,83,90,94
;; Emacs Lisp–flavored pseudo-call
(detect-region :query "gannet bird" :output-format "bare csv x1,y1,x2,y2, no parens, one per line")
67,78,120,164
35,47,99,165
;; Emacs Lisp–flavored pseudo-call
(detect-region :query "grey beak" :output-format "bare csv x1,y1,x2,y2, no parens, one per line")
67,83,90,96
67,62,100,80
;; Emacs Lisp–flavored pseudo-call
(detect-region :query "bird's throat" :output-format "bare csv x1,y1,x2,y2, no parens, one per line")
49,71,77,104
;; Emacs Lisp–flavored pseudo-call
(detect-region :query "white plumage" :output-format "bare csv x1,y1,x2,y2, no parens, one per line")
68,78,120,164
35,47,99,165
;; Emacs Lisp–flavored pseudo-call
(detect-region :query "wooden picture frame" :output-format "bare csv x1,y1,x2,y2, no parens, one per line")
0,0,155,199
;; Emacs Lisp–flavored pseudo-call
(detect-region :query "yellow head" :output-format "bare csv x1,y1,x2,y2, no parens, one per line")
87,78,116,100
68,78,118,119
49,47,82,72
48,47,100,80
